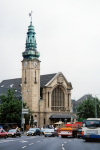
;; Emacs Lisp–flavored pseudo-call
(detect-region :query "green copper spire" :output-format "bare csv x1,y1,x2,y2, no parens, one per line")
22,14,40,60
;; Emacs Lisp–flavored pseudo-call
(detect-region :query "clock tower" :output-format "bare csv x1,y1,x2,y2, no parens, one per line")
22,18,40,125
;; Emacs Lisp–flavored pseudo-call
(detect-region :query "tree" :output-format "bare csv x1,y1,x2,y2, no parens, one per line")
77,96,100,120
0,89,22,126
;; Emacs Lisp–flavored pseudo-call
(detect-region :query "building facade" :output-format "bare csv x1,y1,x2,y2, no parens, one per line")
0,19,76,128
22,20,74,127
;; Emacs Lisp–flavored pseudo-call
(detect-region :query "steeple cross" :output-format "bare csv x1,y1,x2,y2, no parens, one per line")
29,11,33,23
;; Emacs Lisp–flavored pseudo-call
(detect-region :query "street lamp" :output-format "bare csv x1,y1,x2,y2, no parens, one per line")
21,90,30,132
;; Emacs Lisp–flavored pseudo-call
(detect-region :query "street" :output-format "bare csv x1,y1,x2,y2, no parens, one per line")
0,135,100,150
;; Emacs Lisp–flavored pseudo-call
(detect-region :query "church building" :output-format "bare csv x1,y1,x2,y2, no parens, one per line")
0,19,76,128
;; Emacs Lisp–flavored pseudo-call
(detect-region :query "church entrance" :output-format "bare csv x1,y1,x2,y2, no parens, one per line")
49,114,72,125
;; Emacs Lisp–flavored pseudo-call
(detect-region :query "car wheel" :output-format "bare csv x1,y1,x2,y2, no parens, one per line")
4,136,7,139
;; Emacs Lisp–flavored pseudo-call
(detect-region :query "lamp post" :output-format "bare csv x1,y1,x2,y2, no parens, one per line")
21,95,24,133
21,90,30,133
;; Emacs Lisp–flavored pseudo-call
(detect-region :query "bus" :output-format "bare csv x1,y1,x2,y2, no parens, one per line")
82,118,100,141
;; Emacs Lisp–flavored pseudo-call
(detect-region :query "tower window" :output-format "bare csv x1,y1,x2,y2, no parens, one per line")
34,70,37,84
48,92,49,108
68,93,70,108
24,70,27,84
40,88,43,99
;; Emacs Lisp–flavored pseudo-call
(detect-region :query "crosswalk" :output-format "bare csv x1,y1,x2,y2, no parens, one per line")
0,139,15,144
0,136,38,144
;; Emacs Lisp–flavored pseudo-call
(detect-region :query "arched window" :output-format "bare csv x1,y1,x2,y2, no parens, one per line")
51,86,65,111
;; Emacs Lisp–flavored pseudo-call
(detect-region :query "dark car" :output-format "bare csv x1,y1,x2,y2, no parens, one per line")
77,128,82,138
26,128,41,136
7,129,21,137
44,129,58,137
0,129,8,138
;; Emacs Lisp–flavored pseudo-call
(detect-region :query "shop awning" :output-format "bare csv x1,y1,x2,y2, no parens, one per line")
49,114,76,119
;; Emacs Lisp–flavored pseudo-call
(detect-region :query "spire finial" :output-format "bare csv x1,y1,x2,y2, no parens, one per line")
29,11,33,24
22,12,40,59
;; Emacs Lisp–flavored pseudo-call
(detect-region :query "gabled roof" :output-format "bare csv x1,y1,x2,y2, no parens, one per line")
45,72,72,89
0,73,57,96
40,73,56,87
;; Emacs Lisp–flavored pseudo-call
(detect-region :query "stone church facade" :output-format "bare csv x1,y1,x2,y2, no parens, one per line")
22,20,74,127
0,19,76,128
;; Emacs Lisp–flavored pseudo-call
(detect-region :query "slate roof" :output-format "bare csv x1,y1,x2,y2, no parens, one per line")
40,73,56,87
0,73,57,97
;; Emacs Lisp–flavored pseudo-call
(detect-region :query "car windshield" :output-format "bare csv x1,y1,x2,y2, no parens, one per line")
29,128,36,131
8,129,16,132
0,129,5,132
85,120,100,127
78,129,82,131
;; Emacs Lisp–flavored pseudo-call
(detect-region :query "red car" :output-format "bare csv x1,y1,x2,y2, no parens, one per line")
7,129,21,137
0,129,8,138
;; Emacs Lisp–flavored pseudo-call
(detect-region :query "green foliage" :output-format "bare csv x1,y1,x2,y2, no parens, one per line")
0,89,22,125
77,96,100,119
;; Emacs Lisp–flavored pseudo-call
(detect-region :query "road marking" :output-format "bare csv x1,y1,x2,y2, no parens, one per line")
22,146,27,149
29,143,34,145
62,144,65,150
0,139,14,144
25,136,36,140
20,140,28,143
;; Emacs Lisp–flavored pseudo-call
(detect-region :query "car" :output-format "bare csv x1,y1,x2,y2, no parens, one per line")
41,128,49,135
26,128,41,136
7,129,21,137
44,128,58,137
0,129,8,138
77,128,83,138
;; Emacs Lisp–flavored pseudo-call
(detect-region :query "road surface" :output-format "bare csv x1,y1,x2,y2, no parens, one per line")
0,135,100,150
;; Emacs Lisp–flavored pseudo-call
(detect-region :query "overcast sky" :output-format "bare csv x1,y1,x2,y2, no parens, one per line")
0,0,100,100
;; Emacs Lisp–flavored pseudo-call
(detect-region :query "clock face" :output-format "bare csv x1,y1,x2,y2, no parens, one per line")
34,61,38,67
24,61,27,67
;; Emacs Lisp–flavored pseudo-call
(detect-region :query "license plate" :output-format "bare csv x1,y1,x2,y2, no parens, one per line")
60,131,71,135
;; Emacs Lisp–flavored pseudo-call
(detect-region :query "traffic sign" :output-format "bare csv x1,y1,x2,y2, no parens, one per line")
22,109,29,114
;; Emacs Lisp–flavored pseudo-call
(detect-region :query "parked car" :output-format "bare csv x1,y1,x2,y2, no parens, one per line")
44,128,58,137
77,128,83,138
26,128,41,136
0,129,8,138
41,128,49,135
7,129,21,137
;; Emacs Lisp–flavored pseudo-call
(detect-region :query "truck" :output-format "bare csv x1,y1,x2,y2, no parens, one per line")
82,118,100,141
58,122,83,138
